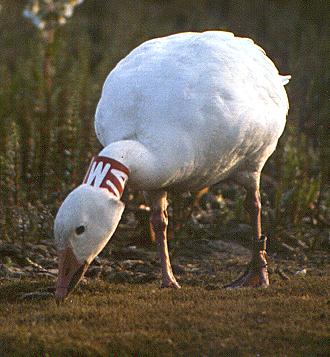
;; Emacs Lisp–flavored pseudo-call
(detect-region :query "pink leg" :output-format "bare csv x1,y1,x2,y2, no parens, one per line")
145,191,181,288
225,187,269,288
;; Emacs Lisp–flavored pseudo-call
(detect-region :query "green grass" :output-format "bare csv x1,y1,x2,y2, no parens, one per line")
0,276,329,357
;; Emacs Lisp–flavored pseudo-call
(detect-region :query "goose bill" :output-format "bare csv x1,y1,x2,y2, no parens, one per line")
55,247,89,301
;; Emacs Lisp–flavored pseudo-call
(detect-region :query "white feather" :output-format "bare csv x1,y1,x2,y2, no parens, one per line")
95,31,290,191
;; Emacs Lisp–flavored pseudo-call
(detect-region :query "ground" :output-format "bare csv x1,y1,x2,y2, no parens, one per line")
0,276,329,357
0,237,329,356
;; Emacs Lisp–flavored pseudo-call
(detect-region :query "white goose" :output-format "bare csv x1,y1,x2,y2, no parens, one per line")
54,31,290,301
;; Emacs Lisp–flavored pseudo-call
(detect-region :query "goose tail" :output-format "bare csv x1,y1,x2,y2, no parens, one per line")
280,75,291,86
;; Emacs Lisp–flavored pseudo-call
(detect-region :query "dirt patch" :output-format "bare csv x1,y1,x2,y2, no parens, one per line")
1,237,329,290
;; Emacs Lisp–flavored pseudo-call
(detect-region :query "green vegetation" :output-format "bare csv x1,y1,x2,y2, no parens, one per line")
0,0,329,244
0,275,329,356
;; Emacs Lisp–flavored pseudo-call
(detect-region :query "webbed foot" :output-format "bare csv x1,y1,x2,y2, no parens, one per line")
224,236,269,289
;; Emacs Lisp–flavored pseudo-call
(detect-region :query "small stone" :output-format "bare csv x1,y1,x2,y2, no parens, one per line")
297,240,309,249
93,256,102,266
85,266,102,278
277,268,290,280
281,243,296,252
172,264,185,274
295,268,307,276
122,259,145,267
102,265,113,273
48,268,58,275
19,292,53,300
24,266,35,272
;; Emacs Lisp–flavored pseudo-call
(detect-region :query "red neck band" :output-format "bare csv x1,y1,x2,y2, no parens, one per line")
83,156,129,199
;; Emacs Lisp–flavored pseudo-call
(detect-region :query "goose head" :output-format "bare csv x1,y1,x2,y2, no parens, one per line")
54,184,125,301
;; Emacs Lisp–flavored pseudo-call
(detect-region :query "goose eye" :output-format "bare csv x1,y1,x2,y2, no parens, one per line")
75,225,85,235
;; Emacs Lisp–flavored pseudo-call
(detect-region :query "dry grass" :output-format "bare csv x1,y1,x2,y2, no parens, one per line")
0,274,329,357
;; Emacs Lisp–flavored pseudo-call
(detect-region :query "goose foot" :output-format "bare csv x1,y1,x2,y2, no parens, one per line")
146,190,182,290
161,278,181,289
224,251,269,289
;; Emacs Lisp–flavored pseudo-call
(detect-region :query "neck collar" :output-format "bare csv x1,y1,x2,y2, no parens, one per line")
83,156,129,199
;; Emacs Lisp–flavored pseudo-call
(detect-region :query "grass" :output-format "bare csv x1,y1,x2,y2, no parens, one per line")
0,275,329,356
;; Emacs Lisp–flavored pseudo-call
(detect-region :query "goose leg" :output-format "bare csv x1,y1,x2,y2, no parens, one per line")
225,184,269,288
144,190,181,289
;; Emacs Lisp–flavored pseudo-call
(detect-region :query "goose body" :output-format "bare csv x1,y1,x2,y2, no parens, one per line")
54,31,290,300
95,31,289,191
